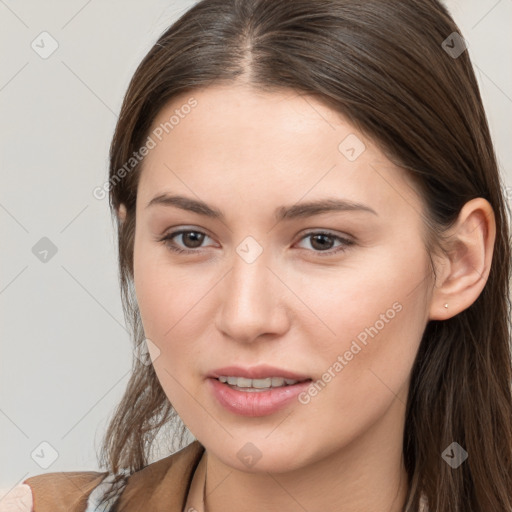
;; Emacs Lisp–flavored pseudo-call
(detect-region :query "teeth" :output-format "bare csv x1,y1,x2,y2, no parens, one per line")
272,377,285,387
218,376,301,388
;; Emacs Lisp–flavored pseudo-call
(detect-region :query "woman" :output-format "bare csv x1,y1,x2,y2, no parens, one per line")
6,0,512,510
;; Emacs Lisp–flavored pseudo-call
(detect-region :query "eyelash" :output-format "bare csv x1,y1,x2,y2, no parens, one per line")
158,229,354,257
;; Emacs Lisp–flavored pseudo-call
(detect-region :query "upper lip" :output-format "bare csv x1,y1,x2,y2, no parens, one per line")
208,365,311,381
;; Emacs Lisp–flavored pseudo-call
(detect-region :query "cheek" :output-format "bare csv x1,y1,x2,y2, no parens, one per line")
133,241,214,369
133,247,207,418
302,243,430,420
133,246,165,339
303,238,428,345
134,237,190,337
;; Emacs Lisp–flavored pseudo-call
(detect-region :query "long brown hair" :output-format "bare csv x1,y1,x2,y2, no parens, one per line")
97,1,512,509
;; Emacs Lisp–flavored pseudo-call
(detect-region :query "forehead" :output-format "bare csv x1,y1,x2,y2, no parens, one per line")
147,84,343,166
137,84,423,221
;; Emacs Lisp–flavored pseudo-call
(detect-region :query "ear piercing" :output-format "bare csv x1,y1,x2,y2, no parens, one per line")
444,303,448,309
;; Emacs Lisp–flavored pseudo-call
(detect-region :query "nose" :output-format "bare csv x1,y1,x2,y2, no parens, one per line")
214,248,291,344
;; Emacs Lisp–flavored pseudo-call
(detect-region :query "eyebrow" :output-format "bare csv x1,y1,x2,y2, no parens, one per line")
145,193,378,221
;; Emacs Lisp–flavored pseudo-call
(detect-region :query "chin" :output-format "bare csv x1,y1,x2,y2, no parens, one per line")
206,436,314,474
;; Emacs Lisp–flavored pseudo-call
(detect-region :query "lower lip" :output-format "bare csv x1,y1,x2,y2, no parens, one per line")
207,377,312,417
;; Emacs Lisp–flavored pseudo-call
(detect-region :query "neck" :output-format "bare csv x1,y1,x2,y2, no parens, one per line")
203,398,409,512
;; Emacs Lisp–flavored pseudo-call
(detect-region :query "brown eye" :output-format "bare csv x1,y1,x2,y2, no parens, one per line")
160,229,212,254
297,231,354,256
177,231,205,249
309,234,336,251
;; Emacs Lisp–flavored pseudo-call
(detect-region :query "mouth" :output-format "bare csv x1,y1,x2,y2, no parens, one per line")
206,365,314,416
208,376,313,417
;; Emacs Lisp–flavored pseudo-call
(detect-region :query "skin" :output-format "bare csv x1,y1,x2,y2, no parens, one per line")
118,83,495,512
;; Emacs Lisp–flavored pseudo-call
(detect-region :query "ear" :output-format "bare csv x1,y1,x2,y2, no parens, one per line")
117,203,127,224
429,198,496,320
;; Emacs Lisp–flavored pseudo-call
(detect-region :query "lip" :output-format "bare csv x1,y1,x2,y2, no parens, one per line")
208,365,311,381
207,377,312,417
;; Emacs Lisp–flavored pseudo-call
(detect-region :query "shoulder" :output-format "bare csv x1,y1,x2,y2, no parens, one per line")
0,483,33,512
16,441,204,512
21,470,109,512
113,440,205,511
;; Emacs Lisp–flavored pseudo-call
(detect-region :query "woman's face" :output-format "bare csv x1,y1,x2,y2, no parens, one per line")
132,84,434,473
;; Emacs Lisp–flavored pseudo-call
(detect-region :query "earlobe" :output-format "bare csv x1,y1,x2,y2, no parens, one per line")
117,203,127,224
429,198,496,321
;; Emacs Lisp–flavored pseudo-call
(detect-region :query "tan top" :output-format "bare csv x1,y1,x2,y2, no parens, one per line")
0,441,428,511
1,441,204,512
184,447,207,512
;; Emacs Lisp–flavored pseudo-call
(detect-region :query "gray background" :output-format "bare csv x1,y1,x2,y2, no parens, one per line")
1,0,511,494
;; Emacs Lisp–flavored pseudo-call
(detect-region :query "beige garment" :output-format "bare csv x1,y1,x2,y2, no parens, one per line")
17,441,203,512
0,468,109,512
183,447,207,512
